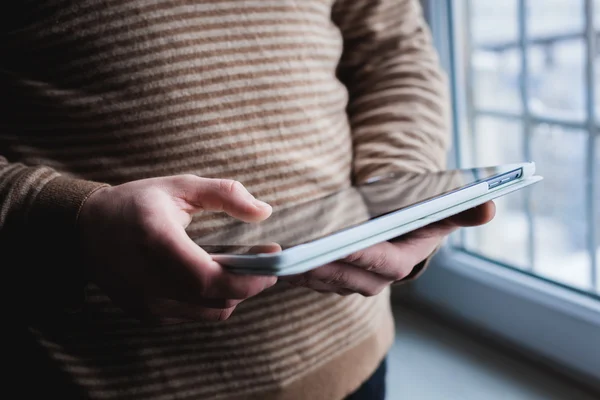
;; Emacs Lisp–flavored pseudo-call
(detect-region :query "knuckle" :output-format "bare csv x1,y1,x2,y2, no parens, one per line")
163,174,198,195
369,251,389,272
287,273,311,287
219,179,245,197
360,285,385,297
180,173,199,181
344,251,363,264
323,269,351,287
173,174,198,186
391,264,412,281
215,308,234,321
232,286,253,300
263,276,278,289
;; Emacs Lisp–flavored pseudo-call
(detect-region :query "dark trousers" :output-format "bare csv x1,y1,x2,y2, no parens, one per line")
345,357,387,400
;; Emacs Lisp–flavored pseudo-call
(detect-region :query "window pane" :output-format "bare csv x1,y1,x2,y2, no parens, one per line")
528,0,584,37
469,0,522,112
464,117,530,269
471,117,525,165
472,49,522,113
530,125,591,290
465,194,531,270
471,1,519,46
452,0,598,297
528,40,586,121
527,0,585,121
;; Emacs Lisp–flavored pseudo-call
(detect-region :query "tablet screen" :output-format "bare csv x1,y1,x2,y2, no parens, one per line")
192,165,521,255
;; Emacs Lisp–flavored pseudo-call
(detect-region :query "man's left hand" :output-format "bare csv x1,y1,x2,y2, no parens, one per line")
281,201,496,296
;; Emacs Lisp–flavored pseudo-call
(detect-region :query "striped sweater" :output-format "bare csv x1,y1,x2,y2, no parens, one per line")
1,0,449,399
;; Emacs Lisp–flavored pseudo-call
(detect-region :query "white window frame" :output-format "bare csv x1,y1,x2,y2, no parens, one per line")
402,0,600,391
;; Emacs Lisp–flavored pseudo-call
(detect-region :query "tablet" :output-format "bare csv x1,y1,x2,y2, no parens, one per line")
193,162,542,276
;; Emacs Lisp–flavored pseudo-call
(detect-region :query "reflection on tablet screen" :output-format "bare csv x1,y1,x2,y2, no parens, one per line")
193,165,516,255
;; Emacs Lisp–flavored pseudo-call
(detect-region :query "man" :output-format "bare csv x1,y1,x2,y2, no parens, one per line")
1,0,494,398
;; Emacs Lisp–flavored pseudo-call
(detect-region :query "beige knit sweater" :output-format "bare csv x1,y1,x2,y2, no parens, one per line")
1,0,449,398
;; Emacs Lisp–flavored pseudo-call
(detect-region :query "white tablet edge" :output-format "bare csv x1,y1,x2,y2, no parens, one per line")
213,163,536,269
219,175,542,276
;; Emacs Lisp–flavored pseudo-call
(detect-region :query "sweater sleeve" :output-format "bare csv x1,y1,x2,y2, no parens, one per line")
332,0,452,280
332,0,451,184
0,156,108,312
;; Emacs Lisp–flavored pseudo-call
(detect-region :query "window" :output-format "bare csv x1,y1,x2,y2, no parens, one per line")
404,0,600,388
448,0,599,296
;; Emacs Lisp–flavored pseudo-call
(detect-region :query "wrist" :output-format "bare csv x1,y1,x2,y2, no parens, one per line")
23,176,110,314
76,185,112,232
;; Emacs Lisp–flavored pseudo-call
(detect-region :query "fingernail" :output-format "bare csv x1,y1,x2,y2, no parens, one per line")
253,198,271,209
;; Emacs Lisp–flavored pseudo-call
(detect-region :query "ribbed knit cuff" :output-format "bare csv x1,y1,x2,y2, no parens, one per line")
24,176,109,313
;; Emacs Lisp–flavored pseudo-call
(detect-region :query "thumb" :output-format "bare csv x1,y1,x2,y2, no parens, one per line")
165,175,272,222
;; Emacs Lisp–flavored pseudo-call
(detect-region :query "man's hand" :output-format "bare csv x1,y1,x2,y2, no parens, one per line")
281,201,496,296
77,175,276,324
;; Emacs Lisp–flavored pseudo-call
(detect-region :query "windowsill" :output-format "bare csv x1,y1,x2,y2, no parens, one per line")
391,247,600,393
388,304,598,399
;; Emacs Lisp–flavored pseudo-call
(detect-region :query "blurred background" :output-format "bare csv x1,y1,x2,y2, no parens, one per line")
387,1,600,399
450,0,599,293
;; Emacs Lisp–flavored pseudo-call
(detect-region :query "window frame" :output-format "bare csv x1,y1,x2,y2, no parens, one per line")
403,0,600,390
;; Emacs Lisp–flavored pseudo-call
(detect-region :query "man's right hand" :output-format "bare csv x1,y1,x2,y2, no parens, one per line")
77,175,276,324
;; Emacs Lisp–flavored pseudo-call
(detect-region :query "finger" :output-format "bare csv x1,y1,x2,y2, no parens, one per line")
148,220,277,303
151,295,243,310
148,297,238,322
292,279,356,296
341,241,416,281
345,202,497,283
396,201,497,245
102,282,241,324
134,299,238,324
446,201,496,227
165,175,272,223
382,216,458,270
114,266,243,310
282,262,390,297
332,202,496,284
247,243,282,255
